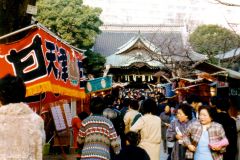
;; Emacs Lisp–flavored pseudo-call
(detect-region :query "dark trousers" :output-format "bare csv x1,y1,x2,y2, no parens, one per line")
167,147,173,160
163,139,167,152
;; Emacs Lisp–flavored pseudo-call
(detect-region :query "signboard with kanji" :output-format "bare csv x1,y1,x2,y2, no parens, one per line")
51,105,66,131
63,103,72,127
0,27,85,99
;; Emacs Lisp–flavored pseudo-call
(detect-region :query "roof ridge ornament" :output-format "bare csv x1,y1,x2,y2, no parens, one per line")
138,30,141,36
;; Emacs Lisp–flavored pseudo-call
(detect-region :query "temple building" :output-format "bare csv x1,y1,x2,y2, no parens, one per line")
92,24,207,87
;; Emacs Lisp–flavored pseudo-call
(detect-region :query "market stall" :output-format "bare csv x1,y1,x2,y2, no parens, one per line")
193,61,240,115
0,24,87,154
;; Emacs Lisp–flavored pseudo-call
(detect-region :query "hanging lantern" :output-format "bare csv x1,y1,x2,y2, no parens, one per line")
210,87,216,97
133,74,136,82
142,75,145,82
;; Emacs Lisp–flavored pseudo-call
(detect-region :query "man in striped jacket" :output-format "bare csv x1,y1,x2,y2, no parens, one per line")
77,97,121,160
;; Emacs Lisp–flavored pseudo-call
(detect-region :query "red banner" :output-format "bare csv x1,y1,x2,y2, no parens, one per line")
0,27,85,99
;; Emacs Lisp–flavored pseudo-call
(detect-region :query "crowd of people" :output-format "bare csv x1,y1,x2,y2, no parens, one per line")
0,74,239,160
73,88,240,160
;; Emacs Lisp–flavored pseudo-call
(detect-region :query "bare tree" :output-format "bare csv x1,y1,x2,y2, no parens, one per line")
141,0,240,76
213,0,240,7
135,32,202,79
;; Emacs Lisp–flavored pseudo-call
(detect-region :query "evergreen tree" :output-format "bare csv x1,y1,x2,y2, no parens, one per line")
189,24,240,63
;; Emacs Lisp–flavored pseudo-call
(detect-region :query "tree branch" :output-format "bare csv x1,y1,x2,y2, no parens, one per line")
214,0,240,7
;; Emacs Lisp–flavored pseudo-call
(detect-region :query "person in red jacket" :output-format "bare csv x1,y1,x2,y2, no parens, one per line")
72,111,88,158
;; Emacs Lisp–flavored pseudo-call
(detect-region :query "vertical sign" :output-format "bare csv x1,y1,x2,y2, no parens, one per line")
51,106,66,131
63,103,73,127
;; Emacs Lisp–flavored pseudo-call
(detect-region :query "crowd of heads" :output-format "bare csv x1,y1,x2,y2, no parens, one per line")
90,88,236,124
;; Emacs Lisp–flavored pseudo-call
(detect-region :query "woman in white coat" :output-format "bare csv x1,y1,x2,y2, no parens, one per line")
130,98,161,160
0,74,44,160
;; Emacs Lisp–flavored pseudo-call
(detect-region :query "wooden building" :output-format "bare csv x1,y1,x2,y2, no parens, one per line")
93,24,207,87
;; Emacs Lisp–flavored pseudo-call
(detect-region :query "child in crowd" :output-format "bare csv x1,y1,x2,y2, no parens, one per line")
115,131,150,160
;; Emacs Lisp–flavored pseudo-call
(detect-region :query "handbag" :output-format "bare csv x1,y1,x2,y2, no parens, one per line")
208,137,229,148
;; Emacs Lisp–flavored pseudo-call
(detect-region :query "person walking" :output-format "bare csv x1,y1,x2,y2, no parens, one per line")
103,94,125,158
166,103,193,160
183,105,228,160
77,96,121,160
130,98,161,160
103,94,125,141
166,106,177,160
186,94,202,119
235,111,240,160
72,112,88,159
214,97,237,160
160,104,171,153
72,112,88,149
124,99,140,134
0,74,45,160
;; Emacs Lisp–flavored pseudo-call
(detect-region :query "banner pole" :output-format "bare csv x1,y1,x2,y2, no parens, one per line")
0,24,37,40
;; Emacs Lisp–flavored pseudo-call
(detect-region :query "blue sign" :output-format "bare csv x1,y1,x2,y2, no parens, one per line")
164,83,175,98
85,76,112,93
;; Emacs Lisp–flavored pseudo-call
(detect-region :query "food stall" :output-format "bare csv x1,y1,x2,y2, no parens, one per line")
0,24,87,154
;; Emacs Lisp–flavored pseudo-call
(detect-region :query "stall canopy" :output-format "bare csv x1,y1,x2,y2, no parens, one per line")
193,61,240,80
0,24,86,99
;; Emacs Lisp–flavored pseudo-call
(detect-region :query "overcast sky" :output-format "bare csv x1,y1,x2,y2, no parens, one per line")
83,0,240,29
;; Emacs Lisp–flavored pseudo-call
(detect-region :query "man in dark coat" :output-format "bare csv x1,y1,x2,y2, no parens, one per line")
214,97,237,160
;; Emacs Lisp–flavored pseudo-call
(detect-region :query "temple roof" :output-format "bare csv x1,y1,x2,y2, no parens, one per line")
105,33,164,68
215,48,240,60
114,33,159,55
93,25,207,68
93,30,183,57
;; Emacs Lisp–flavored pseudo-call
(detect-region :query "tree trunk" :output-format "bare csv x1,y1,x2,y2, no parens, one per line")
0,0,37,43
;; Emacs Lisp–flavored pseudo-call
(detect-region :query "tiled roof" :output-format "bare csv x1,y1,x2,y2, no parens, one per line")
93,25,207,68
105,33,164,68
99,24,184,32
115,34,160,54
93,30,183,57
215,48,240,60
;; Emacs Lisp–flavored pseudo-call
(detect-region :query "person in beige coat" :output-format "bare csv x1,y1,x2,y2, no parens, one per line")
0,74,44,160
124,99,140,134
130,98,161,160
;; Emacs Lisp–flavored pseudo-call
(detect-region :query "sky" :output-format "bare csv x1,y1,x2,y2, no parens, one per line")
83,0,240,31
